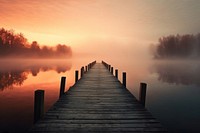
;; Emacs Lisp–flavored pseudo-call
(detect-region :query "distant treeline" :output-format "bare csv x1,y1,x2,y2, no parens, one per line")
0,28,72,58
151,34,200,59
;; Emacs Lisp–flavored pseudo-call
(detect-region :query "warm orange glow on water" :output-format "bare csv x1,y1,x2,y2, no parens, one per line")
1,59,200,132
0,58,88,132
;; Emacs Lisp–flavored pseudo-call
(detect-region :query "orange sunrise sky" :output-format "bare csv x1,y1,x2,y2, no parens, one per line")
1,0,200,60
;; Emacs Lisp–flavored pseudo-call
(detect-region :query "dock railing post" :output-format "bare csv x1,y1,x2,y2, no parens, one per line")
139,83,147,106
90,63,92,69
106,63,108,69
111,67,113,74
81,66,84,78
122,72,126,87
75,70,79,83
85,66,88,73
108,65,111,72
34,90,44,123
59,77,66,98
115,69,118,79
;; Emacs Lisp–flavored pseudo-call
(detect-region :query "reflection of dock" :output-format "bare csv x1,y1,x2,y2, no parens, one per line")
29,61,166,132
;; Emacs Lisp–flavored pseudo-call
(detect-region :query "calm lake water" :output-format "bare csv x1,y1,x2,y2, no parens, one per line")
0,58,199,133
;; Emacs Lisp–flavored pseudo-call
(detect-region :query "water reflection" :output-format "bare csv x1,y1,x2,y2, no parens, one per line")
0,59,72,90
150,61,200,86
0,71,27,91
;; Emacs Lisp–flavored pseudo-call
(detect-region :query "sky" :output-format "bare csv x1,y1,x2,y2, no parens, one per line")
1,0,200,60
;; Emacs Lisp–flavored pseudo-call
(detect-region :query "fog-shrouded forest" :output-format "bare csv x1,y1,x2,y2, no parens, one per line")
151,33,200,59
0,28,72,58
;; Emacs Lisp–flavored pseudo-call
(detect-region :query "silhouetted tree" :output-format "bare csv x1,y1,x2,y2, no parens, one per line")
56,44,72,57
0,28,72,58
30,41,40,50
153,34,200,59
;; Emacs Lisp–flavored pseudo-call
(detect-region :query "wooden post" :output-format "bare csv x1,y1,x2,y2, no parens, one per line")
115,69,118,79
34,90,44,123
88,64,90,70
75,70,79,83
111,67,113,74
122,72,126,87
82,66,84,75
59,77,66,98
81,67,84,78
85,66,88,72
108,65,111,71
139,83,147,106
90,63,92,69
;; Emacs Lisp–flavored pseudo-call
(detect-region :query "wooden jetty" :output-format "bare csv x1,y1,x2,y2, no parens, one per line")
29,61,166,133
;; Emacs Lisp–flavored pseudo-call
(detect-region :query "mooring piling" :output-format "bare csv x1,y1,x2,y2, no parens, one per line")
75,70,79,83
115,69,118,79
139,82,147,106
34,90,44,123
111,67,113,75
81,66,84,78
122,72,126,87
59,77,66,98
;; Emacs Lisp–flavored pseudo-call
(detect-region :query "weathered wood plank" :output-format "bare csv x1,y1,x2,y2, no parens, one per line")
30,127,166,132
33,123,163,129
29,63,166,133
36,119,160,124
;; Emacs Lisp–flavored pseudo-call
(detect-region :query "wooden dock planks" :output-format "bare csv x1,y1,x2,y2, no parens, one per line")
29,63,166,133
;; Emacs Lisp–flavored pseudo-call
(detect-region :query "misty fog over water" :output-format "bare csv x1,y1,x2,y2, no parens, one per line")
0,58,200,133
0,48,198,132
